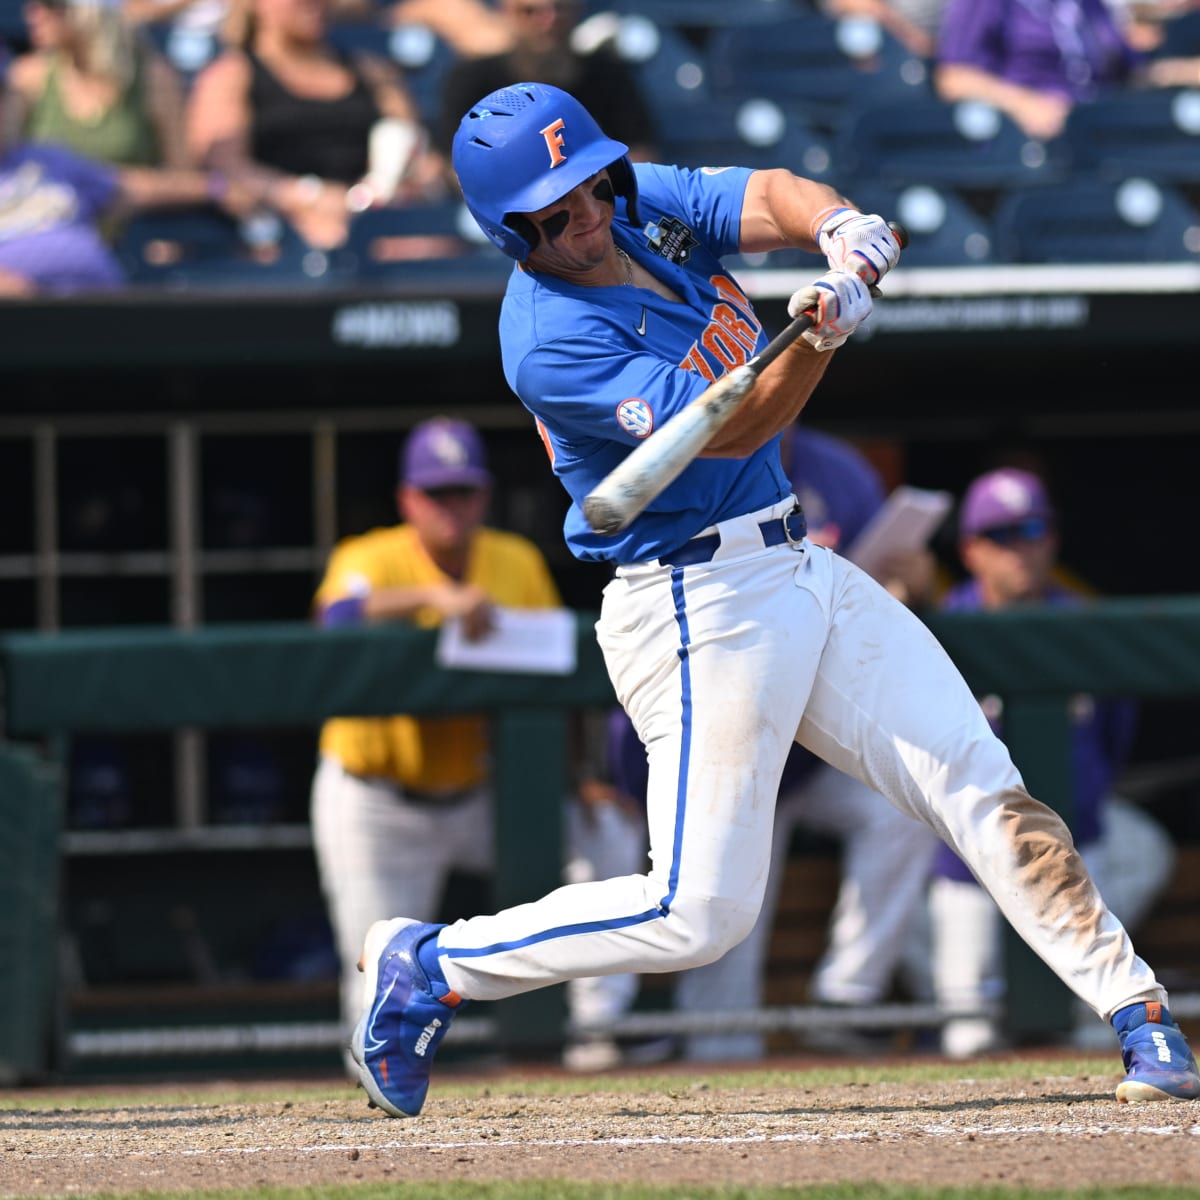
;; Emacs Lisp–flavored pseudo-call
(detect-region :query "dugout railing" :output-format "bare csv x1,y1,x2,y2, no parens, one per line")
2,599,1199,1076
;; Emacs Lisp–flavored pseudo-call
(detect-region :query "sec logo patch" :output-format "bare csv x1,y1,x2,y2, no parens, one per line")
616,398,654,438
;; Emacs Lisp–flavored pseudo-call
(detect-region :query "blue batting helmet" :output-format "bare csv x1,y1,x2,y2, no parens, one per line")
452,81,638,261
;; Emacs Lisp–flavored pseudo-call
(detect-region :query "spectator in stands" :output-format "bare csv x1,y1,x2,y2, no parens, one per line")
0,65,258,293
18,0,71,56
5,0,190,168
436,0,657,172
930,466,1176,1057
819,0,947,59
184,0,444,250
308,416,642,1072
386,0,514,58
934,0,1200,140
597,427,944,1064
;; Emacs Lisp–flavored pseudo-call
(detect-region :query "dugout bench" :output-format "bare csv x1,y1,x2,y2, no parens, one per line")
2,598,1200,1078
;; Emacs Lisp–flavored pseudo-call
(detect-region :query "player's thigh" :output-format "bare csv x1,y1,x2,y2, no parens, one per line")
795,550,1017,827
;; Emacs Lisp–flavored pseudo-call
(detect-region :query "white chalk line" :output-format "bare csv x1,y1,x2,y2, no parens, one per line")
17,1122,1200,1160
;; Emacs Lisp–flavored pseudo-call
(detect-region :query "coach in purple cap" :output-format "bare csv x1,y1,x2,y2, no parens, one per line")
401,417,494,492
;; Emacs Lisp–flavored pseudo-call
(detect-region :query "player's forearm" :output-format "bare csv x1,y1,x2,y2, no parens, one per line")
738,169,853,255
700,340,834,457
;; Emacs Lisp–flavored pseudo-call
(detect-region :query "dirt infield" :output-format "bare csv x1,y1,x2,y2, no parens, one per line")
3,1059,1199,1196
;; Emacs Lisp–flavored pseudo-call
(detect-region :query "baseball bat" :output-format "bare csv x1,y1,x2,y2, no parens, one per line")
582,222,908,537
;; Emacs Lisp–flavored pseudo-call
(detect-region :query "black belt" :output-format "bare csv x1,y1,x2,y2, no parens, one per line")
658,506,807,568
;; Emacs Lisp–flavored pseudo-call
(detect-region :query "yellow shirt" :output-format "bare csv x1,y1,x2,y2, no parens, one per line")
315,523,561,792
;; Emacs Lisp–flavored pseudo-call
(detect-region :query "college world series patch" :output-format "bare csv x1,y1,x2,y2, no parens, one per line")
616,398,654,438
643,217,698,265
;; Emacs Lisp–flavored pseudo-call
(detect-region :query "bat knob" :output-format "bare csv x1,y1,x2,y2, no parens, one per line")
888,220,910,249
583,494,626,537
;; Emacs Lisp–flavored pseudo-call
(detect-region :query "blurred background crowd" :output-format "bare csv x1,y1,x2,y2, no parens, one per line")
2,0,1200,292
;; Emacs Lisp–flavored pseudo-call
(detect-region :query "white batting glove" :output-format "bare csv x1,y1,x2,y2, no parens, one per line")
789,270,873,352
811,206,902,286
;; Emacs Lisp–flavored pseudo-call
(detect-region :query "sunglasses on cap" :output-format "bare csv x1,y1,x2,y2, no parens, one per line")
975,517,1052,546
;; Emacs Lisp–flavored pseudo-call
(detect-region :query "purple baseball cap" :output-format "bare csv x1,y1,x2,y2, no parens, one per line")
400,417,492,490
959,468,1054,537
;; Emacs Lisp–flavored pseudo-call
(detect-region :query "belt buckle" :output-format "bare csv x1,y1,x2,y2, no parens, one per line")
782,507,805,548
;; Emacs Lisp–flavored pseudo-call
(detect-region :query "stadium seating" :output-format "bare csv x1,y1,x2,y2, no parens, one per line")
1062,87,1200,186
656,96,835,179
339,200,513,285
597,0,793,31
991,176,1200,263
116,207,337,289
834,95,1069,191
841,182,996,267
603,14,712,127
707,12,930,128
142,23,222,89
327,21,455,129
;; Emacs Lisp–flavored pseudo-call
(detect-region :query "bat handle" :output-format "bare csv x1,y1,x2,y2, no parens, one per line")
888,220,910,250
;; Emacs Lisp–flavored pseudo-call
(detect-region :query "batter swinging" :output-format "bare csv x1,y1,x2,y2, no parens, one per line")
350,81,1200,1116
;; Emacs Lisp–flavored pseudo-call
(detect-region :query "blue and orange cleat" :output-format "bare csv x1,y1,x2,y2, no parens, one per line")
1113,1001,1200,1102
349,918,464,1117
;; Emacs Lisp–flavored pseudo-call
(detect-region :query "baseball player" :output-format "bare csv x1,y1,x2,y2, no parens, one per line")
349,82,1200,1116
310,415,638,1062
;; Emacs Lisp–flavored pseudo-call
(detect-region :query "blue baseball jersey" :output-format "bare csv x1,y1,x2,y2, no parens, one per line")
499,162,796,565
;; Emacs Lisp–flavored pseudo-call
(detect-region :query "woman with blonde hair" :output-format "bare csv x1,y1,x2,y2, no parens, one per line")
7,0,190,167
185,0,442,249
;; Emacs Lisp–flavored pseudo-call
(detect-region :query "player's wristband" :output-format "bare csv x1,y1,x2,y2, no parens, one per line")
809,205,857,244
320,596,367,626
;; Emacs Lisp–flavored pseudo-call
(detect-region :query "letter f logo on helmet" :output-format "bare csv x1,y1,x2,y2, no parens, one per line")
452,82,639,261
541,118,568,167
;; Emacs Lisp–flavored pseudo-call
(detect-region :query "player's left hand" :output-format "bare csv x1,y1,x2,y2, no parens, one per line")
812,208,902,286
790,269,873,351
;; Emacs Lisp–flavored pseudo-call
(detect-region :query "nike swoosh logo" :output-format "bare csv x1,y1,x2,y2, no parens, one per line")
635,306,647,336
364,972,399,1053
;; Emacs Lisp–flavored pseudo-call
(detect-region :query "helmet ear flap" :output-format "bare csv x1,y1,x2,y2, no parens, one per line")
504,214,540,256
607,157,639,228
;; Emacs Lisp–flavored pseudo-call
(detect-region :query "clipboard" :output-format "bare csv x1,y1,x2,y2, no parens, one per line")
841,485,954,578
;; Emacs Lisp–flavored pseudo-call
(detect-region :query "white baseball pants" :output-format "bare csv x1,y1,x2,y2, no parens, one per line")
432,499,1165,1024
675,761,938,1061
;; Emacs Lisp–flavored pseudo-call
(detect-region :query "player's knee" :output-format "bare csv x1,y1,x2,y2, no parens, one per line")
656,893,760,972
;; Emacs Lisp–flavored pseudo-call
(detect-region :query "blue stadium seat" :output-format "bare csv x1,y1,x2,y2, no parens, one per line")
141,23,221,89
340,200,512,284
842,182,996,267
1062,88,1200,185
116,207,337,289
708,12,930,128
992,177,1200,263
604,15,712,127
1,0,25,48
657,96,835,179
597,0,792,31
834,95,1068,190
1157,9,1200,56
327,21,454,128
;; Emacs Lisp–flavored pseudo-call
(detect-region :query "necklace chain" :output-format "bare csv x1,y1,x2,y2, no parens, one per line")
615,247,633,287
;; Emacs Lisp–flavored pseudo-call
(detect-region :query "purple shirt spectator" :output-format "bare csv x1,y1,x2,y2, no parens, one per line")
932,578,1138,882
0,143,125,293
937,0,1140,102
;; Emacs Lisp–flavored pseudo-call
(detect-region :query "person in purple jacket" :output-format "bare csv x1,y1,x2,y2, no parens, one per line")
931,466,1176,1057
934,0,1142,139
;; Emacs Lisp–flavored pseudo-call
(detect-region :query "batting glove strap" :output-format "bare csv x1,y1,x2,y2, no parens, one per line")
789,270,873,352
813,208,902,287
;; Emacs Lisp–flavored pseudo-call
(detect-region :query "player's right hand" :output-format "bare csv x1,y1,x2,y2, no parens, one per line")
789,270,873,352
